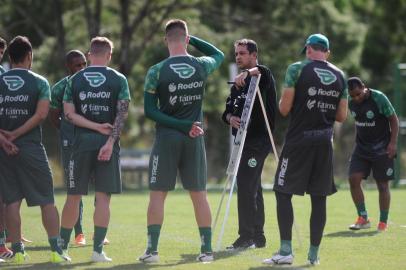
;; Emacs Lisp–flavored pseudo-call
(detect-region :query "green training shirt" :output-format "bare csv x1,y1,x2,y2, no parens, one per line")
63,66,130,152
349,88,395,157
0,68,50,144
51,76,75,144
144,35,224,134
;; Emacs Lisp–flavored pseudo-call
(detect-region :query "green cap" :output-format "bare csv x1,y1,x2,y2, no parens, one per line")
301,33,329,54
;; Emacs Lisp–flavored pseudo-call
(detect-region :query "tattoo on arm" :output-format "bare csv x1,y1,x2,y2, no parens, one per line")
111,100,129,142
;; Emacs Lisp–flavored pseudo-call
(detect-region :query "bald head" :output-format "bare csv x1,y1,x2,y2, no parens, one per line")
65,50,86,75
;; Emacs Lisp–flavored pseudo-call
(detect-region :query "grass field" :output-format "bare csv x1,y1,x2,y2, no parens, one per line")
2,188,406,270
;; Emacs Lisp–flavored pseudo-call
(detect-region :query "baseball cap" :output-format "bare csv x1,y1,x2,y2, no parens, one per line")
301,33,329,54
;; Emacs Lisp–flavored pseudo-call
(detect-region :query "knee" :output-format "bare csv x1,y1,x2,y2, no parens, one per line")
348,175,362,189
377,182,389,193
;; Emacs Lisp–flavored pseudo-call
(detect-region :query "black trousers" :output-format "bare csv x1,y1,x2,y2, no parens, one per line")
236,136,271,239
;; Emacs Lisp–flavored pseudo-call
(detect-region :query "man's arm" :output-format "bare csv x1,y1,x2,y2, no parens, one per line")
144,91,194,134
49,108,62,129
64,102,112,135
189,36,224,74
335,99,348,122
387,114,399,158
279,88,295,117
2,100,49,141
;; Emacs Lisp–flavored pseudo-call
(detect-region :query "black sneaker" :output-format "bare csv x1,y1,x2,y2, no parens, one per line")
254,235,266,248
226,237,255,251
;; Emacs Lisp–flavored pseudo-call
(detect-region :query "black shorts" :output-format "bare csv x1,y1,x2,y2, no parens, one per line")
67,149,122,195
0,143,55,206
349,152,394,181
273,143,337,196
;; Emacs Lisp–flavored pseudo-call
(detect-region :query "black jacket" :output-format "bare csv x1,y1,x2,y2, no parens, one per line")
222,65,277,141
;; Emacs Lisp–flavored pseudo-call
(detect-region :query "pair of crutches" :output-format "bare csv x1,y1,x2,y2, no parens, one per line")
213,75,301,251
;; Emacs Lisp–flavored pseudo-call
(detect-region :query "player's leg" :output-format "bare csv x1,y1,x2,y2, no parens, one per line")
5,201,23,255
0,196,12,259
372,155,394,231
92,192,110,258
60,150,92,253
140,133,179,262
74,199,86,245
308,195,327,264
348,154,371,230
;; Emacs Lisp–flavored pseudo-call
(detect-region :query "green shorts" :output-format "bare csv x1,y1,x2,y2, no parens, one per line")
148,129,207,191
0,143,55,206
67,149,122,195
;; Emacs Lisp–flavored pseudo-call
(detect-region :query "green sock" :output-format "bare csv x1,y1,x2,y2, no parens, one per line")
280,240,292,255
93,226,108,253
356,202,368,219
11,242,24,254
199,227,212,253
380,210,389,223
147,224,161,253
60,227,73,250
0,230,6,246
48,236,63,254
308,245,319,262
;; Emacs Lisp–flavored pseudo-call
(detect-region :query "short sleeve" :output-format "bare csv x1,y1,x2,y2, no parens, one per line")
50,78,67,109
63,78,74,103
118,75,131,100
144,65,160,95
284,62,306,88
36,76,50,101
374,91,395,117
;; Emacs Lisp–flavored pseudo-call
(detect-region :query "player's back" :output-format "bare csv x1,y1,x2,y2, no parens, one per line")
285,60,346,146
0,68,49,144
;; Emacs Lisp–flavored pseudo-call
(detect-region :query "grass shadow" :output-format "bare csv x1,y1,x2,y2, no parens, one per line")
3,261,93,270
325,230,379,238
249,265,311,270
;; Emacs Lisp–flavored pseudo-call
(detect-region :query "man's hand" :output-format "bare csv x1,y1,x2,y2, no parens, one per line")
387,142,397,159
234,67,260,89
0,129,17,142
189,122,204,138
97,123,113,136
98,141,113,161
1,140,19,156
229,116,241,129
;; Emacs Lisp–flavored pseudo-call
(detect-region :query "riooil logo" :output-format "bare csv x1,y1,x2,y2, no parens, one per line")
3,76,25,91
169,63,196,79
314,68,337,85
79,91,87,101
168,83,177,92
366,110,374,119
308,87,317,96
248,158,257,168
84,72,106,87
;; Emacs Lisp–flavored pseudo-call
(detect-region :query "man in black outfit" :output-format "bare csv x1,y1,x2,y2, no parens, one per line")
222,39,277,250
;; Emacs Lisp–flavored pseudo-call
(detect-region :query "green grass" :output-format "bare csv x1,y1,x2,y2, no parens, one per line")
3,189,406,270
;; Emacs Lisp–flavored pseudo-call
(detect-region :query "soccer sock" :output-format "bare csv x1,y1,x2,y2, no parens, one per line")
48,236,63,254
11,242,24,254
356,202,368,219
93,226,108,253
0,230,6,246
280,240,292,255
147,224,161,253
308,245,319,262
199,227,212,253
74,200,84,236
60,227,73,250
380,210,389,223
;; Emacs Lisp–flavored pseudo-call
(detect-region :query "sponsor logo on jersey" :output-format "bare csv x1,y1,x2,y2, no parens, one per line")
386,168,394,176
307,99,316,110
1,107,29,118
351,111,356,117
314,68,337,85
81,104,109,115
248,157,257,168
79,91,111,100
169,63,196,79
0,94,29,104
278,158,289,186
150,155,159,184
3,76,25,91
317,101,336,112
84,72,106,87
308,87,317,96
366,110,374,119
355,121,376,127
177,81,204,90
169,95,178,106
168,83,177,93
